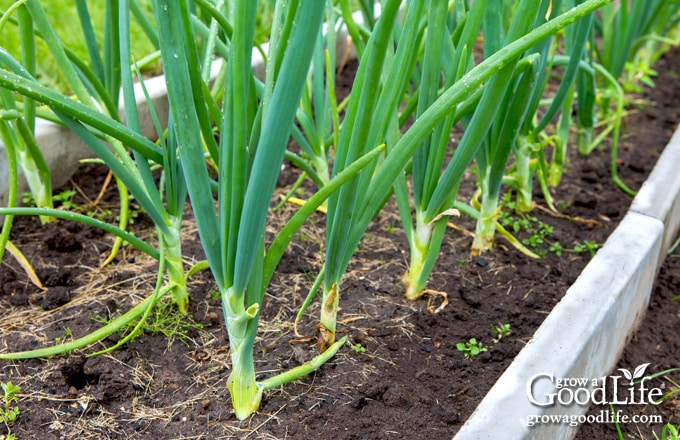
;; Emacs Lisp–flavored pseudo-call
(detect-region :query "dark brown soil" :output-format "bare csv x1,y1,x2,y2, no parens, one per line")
0,48,679,440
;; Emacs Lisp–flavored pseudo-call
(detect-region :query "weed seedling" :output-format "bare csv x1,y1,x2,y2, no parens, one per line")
55,327,73,345
456,338,487,359
94,299,204,349
654,423,679,440
548,241,563,256
351,343,366,354
572,240,599,257
498,194,563,257
1,381,20,440
22,189,77,209
51,190,78,210
492,323,512,344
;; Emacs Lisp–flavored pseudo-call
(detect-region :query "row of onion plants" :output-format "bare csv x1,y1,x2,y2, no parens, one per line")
307,0,618,350
289,0,679,349
0,0,677,421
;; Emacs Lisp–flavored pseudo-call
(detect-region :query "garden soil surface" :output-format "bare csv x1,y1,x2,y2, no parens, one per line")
1,49,679,440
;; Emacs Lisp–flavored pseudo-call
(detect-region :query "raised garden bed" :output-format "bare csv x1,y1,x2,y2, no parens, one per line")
0,42,678,440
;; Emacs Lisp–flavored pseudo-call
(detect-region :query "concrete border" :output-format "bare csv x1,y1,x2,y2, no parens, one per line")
454,124,680,440
630,126,680,258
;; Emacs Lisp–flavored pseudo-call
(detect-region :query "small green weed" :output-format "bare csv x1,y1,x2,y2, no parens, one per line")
571,240,599,257
54,327,73,345
384,223,397,234
22,189,77,209
498,193,563,257
549,241,563,256
94,299,205,349
654,423,679,440
87,206,113,221
1,381,20,440
51,189,78,209
88,201,142,224
456,338,487,359
492,323,511,344
351,343,366,353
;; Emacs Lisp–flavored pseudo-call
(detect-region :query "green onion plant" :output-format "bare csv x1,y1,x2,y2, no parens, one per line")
0,4,51,221
0,0,160,260
594,0,680,88
0,3,52,272
468,0,547,255
322,0,425,348
503,0,595,215
395,0,481,295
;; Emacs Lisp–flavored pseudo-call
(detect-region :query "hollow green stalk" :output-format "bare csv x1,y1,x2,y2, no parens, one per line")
471,49,541,255
513,135,536,214
292,1,339,189
578,62,633,195
223,289,262,420
0,114,18,264
0,289,170,360
454,201,539,259
576,52,597,157
472,177,503,254
0,8,53,222
402,213,450,300
162,215,187,313
119,0,190,312
0,206,159,258
548,81,576,188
